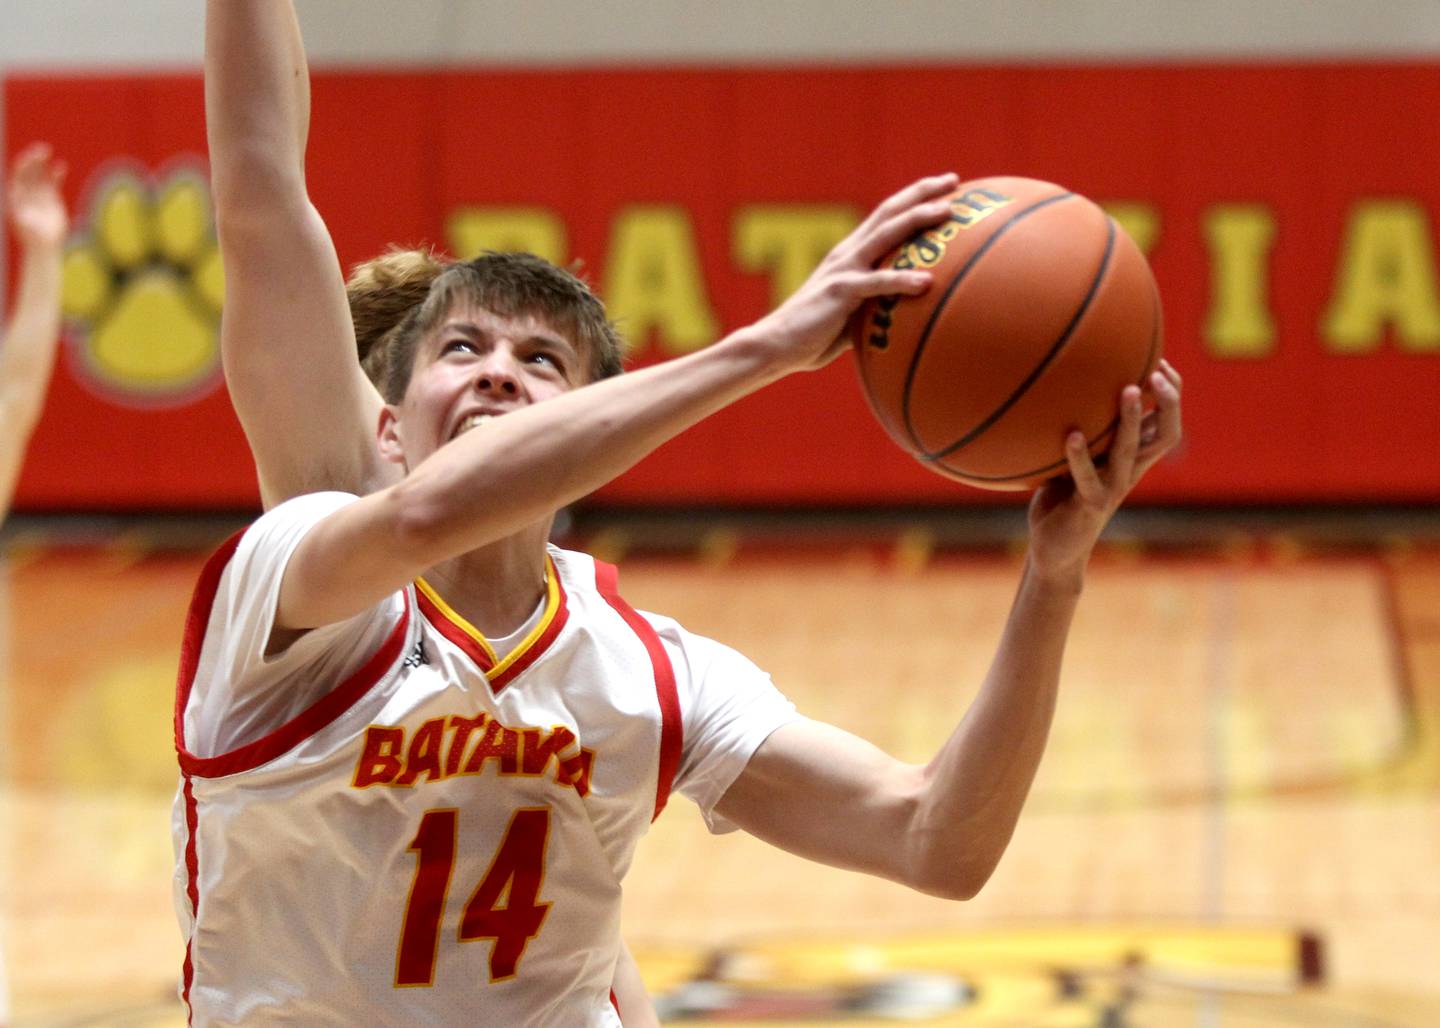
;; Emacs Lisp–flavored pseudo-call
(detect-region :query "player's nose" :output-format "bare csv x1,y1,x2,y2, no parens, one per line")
471,346,522,397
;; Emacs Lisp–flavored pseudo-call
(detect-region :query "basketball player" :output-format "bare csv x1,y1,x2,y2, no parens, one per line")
195,0,666,1016
177,3,1183,1025
0,141,68,1028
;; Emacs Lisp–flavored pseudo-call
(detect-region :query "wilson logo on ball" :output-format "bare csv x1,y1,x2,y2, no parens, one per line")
895,188,1017,270
868,188,1017,351
949,187,1014,227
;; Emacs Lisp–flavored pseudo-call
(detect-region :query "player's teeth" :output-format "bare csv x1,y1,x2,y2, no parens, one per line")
457,414,491,435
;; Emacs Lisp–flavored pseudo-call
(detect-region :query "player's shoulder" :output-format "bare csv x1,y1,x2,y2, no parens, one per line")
546,542,597,583
242,490,362,544
549,544,655,611
263,489,364,524
549,544,678,636
208,491,367,585
551,544,755,668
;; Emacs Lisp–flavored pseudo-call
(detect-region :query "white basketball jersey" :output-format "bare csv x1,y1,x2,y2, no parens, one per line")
172,493,796,1027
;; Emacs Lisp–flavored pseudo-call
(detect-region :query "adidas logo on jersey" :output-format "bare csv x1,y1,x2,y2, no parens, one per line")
402,642,428,669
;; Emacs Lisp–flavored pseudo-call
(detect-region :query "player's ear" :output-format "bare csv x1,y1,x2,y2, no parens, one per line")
377,405,406,466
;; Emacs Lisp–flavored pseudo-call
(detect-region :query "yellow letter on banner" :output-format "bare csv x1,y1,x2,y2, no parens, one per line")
446,207,567,265
1323,201,1440,354
734,205,860,307
604,206,718,354
1100,202,1160,257
1204,204,1278,358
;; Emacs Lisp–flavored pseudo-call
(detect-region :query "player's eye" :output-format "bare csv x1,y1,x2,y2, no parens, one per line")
442,338,478,355
528,351,565,374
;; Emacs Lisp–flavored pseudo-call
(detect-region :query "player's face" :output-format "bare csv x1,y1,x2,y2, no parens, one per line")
379,303,583,470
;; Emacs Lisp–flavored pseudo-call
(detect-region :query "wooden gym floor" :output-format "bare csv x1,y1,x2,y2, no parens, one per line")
0,524,1436,1026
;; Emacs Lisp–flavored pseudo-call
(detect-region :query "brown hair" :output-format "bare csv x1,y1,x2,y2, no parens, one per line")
346,248,625,403
347,246,453,384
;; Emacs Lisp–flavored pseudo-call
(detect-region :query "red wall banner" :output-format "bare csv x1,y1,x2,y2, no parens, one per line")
5,63,1439,510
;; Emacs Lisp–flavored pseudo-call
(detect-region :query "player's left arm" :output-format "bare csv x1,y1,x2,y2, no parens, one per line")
0,143,68,518
714,364,1183,899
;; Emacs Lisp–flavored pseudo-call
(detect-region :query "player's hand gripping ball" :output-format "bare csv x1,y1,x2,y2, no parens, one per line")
853,177,1163,490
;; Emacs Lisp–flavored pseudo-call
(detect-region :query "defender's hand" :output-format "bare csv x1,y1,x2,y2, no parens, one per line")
740,173,960,373
6,143,68,251
1026,360,1184,582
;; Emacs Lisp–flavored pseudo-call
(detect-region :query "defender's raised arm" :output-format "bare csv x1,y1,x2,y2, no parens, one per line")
206,0,385,506
0,144,68,517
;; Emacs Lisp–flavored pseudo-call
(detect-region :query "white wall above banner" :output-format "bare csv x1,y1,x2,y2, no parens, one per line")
1,0,1439,71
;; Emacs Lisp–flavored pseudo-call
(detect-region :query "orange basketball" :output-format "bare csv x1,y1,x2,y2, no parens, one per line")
854,176,1163,490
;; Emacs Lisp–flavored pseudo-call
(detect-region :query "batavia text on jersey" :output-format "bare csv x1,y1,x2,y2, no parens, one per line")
351,713,596,797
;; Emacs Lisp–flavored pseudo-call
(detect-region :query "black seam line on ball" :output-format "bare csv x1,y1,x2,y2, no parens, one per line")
1142,272,1162,375
924,213,1117,462
899,191,1075,452
929,415,1119,482
936,280,1163,483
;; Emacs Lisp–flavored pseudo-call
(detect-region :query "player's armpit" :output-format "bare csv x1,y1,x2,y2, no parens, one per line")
711,718,944,893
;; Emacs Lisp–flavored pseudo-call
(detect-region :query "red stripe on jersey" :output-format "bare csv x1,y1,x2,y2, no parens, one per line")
182,942,195,1026
173,527,413,779
181,773,200,1025
593,560,682,821
173,529,244,762
180,771,200,1019
487,582,570,694
415,586,496,672
415,557,571,695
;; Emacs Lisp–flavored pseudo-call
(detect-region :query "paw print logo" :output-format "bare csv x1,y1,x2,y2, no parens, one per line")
61,159,225,407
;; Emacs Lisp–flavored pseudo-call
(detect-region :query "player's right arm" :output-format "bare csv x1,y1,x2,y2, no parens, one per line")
206,0,385,507
275,175,958,633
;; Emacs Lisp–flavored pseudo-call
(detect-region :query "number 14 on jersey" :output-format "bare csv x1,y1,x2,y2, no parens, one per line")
396,807,553,986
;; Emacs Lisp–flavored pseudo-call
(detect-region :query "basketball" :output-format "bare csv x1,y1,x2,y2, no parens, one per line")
854,176,1163,490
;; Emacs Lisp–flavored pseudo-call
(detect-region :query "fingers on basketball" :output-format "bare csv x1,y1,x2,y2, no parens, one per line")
859,173,959,238
856,199,952,268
